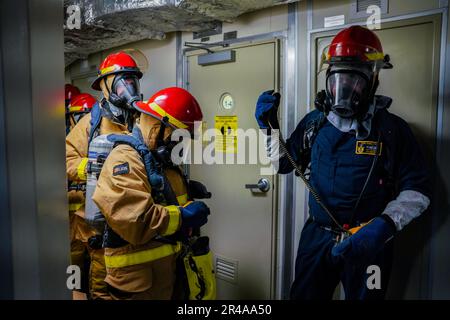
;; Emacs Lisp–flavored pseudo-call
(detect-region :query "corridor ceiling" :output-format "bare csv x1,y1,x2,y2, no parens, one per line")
64,0,300,66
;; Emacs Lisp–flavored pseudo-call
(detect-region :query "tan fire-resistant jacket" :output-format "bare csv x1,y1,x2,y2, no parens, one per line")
67,115,92,242
92,114,188,299
66,111,129,221
68,191,96,243
67,108,131,299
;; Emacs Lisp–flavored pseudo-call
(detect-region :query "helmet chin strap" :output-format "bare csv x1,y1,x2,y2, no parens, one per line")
154,116,176,166
157,116,169,148
103,77,112,99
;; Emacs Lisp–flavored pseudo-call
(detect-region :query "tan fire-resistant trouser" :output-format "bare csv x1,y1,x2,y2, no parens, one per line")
70,213,110,300
70,240,88,300
89,248,111,300
105,253,177,300
69,213,91,298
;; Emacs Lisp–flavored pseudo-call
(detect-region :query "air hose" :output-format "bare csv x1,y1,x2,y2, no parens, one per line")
268,121,349,234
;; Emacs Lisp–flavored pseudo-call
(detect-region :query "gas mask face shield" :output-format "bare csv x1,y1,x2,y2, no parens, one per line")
325,66,373,119
108,73,141,109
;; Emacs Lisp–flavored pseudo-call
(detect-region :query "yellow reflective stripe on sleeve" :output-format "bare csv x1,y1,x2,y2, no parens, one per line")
104,242,182,268
176,193,188,206
149,103,189,129
161,205,181,236
68,203,84,212
77,158,89,181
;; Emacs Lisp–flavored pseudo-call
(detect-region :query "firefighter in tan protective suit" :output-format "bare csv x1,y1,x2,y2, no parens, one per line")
66,51,144,299
92,87,210,300
66,90,96,300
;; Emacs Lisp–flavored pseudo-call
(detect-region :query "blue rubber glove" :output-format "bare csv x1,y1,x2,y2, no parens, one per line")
180,201,210,229
255,90,281,129
331,215,396,265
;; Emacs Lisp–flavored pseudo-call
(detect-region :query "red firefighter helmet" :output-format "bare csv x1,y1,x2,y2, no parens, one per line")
65,84,80,104
68,93,96,114
91,51,143,91
320,26,392,71
135,87,203,133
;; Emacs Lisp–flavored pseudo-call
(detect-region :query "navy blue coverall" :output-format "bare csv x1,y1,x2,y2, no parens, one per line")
279,99,430,299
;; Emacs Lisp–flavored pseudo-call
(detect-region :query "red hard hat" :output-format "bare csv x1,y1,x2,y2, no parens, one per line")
321,26,392,69
135,87,203,132
68,93,96,114
65,84,80,102
91,51,143,91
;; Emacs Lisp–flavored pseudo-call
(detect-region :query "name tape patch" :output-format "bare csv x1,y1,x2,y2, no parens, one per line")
355,141,382,156
113,162,130,176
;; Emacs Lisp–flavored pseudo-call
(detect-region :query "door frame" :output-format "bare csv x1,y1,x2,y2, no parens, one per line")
179,13,298,298
305,7,448,299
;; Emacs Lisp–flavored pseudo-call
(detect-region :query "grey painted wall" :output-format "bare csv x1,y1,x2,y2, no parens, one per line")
0,0,70,299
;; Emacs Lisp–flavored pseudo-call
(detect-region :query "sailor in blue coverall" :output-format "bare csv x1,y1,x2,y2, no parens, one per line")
255,26,430,300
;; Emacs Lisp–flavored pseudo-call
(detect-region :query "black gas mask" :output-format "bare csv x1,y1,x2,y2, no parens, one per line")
102,73,142,131
325,65,376,119
106,73,141,110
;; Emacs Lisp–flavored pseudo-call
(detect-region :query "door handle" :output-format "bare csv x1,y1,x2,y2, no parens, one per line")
245,178,271,193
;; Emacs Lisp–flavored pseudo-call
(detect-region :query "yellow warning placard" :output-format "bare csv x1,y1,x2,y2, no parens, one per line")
215,115,238,154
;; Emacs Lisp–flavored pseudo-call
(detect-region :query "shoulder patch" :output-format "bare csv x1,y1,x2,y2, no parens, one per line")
113,162,130,176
